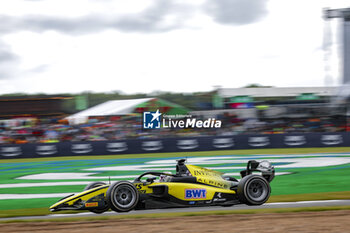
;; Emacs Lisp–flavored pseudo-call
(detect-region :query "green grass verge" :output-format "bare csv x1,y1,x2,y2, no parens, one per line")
270,165,350,195
1,147,350,163
1,191,349,218
1,206,350,223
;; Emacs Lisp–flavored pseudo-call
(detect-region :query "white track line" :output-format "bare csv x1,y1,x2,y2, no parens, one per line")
0,193,73,200
266,200,345,205
0,182,91,188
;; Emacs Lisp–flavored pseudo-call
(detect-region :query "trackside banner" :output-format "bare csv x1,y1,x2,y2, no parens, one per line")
0,133,349,159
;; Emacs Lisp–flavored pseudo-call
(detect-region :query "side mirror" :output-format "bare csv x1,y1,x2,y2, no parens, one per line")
146,177,156,183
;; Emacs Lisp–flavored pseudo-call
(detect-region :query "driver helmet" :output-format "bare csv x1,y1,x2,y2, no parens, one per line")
159,172,172,182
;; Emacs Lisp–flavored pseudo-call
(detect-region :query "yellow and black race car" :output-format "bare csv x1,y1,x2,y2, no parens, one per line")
50,159,275,214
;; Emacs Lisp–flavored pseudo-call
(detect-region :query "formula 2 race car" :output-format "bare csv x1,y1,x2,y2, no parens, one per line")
50,159,275,213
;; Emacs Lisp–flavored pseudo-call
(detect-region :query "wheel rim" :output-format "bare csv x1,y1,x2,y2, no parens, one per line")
246,179,268,202
113,185,136,209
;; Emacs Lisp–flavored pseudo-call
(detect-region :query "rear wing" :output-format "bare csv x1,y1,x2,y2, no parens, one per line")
240,160,275,182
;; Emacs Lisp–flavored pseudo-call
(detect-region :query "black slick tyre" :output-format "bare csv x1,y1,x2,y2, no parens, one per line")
107,181,139,212
237,175,271,205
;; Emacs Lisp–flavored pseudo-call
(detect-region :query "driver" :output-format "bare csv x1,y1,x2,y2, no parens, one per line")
159,172,172,182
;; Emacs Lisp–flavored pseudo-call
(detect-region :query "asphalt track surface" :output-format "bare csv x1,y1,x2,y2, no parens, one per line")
1,199,349,221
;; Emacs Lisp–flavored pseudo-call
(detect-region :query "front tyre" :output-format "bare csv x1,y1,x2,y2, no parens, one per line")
107,181,139,212
237,175,271,205
83,181,109,214
84,181,107,191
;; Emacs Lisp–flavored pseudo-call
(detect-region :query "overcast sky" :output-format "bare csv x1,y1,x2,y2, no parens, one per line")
0,0,349,95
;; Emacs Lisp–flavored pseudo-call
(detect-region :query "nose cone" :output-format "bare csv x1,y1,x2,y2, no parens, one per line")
49,205,59,212
49,201,61,211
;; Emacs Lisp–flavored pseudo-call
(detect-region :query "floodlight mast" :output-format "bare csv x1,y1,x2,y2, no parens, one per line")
324,8,350,19
324,8,350,126
323,8,350,85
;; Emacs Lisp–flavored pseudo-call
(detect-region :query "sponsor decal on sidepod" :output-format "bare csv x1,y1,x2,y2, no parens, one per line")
185,189,207,199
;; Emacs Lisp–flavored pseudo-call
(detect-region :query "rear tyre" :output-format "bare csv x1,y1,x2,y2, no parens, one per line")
107,181,139,212
84,182,109,214
237,175,270,205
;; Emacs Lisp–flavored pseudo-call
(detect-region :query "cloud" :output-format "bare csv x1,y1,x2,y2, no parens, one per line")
0,15,109,35
0,41,19,63
0,49,18,63
113,0,193,33
27,64,49,74
0,40,48,80
0,0,269,37
0,0,270,82
0,40,20,80
0,0,193,35
204,0,269,26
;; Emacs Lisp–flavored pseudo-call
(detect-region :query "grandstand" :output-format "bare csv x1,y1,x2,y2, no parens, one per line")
0,95,71,119
211,86,345,119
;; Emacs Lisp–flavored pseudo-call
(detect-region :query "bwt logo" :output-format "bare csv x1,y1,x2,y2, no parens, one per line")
143,109,162,129
185,189,207,199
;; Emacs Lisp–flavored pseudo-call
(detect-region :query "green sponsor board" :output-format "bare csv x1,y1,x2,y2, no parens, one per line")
296,93,319,100
212,94,223,109
230,96,253,103
75,95,88,110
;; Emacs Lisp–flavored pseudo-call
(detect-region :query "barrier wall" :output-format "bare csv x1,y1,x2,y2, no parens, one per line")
0,132,349,159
